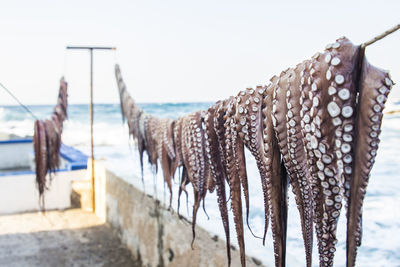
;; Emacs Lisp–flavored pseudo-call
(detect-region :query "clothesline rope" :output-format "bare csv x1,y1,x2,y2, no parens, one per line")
0,82,39,120
362,23,400,48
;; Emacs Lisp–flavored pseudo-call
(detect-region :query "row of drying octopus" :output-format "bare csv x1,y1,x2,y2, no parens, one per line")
115,37,393,267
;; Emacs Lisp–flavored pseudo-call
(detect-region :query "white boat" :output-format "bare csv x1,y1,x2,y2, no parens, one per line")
0,135,87,214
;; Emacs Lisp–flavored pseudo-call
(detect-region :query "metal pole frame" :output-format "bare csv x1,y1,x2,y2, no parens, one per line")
66,46,116,213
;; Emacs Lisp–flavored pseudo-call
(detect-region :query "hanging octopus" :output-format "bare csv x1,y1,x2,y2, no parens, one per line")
34,77,68,208
115,36,393,267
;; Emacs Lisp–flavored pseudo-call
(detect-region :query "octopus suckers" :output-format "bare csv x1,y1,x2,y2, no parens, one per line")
330,185,339,193
311,82,318,91
332,42,341,49
341,106,354,118
373,104,382,112
325,54,332,63
328,86,337,95
341,143,351,153
379,86,389,95
322,154,332,164
310,135,318,149
371,115,380,122
323,189,331,196
324,167,334,177
345,166,352,174
331,57,341,66
327,101,341,117
335,75,345,85
338,88,350,100
385,77,392,87
376,95,386,104
319,143,326,153
312,52,320,59
313,97,320,107
314,149,322,158
343,154,352,164
304,114,311,123
332,117,342,126
326,70,332,80
326,199,334,206
343,133,353,142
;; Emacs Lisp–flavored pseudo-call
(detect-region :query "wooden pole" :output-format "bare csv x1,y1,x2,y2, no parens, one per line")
89,48,95,212
66,46,116,213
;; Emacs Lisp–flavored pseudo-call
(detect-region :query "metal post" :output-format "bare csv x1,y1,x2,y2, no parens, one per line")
89,48,95,212
66,46,116,213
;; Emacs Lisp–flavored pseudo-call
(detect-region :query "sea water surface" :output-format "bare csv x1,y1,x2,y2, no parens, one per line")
0,102,399,267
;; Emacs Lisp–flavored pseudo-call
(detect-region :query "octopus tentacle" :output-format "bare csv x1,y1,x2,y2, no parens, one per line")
171,119,183,178
191,190,201,248
274,63,314,267
180,115,198,242
201,110,215,194
34,120,47,201
269,75,289,267
302,56,334,266
177,167,189,216
289,63,314,267
298,58,329,265
214,99,230,182
175,117,187,215
234,87,270,240
228,93,251,234
199,111,212,217
44,119,60,175
180,111,210,246
204,103,231,265
157,119,175,207
138,113,150,176
223,97,246,267
145,117,159,171
134,111,146,181
346,55,393,267
115,64,127,123
196,111,208,200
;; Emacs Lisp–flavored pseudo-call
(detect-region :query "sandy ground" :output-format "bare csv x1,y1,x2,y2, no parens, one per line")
0,208,140,267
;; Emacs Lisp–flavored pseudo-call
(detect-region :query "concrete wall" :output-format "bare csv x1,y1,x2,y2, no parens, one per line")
93,162,264,267
0,170,86,214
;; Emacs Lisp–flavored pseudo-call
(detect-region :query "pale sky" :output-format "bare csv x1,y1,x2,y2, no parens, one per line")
0,0,399,105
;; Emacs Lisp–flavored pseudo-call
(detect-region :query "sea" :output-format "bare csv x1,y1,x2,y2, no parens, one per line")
0,101,399,267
